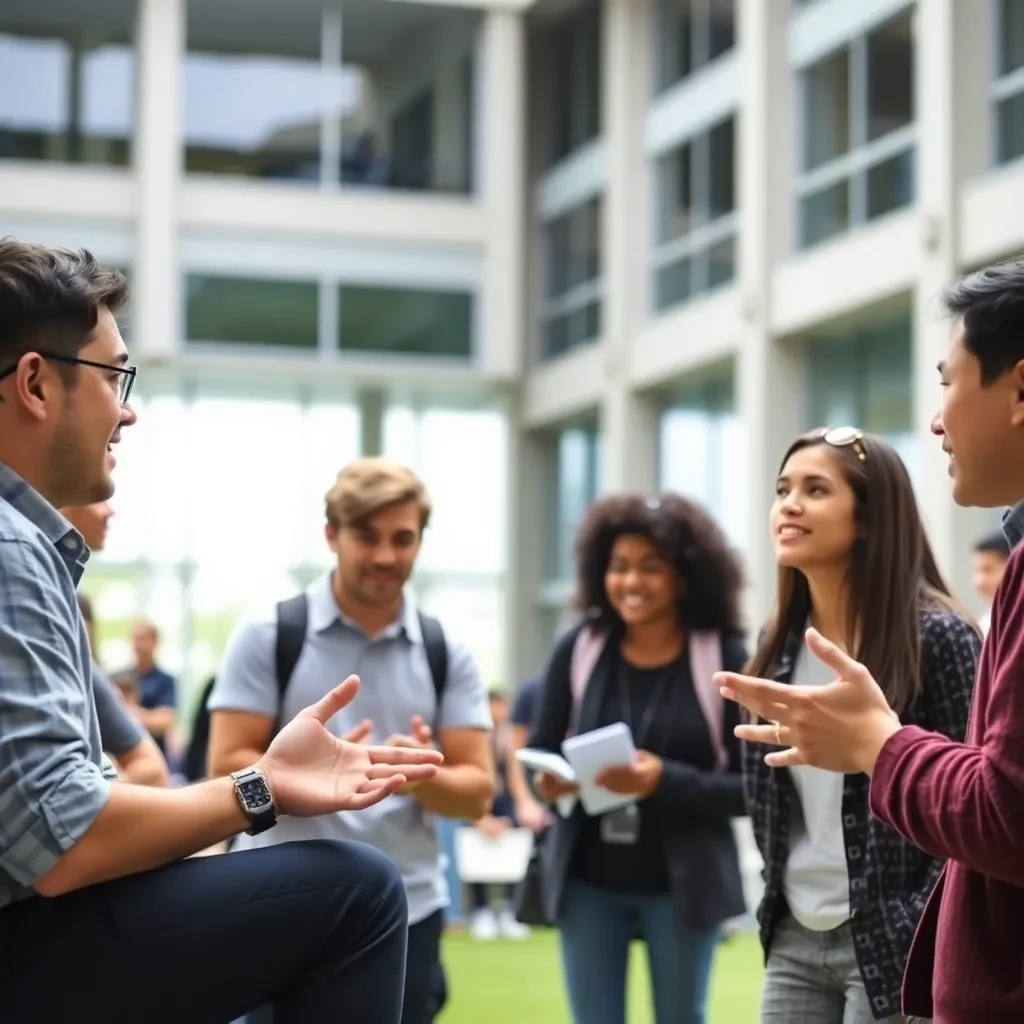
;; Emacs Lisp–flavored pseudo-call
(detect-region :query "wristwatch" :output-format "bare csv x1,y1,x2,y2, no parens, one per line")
231,766,277,836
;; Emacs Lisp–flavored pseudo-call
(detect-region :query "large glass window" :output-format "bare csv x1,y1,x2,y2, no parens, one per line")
340,4,478,194
994,0,1024,165
183,2,325,181
185,275,320,350
544,0,602,167
0,1,135,167
797,11,916,249
658,370,747,548
652,116,736,312
805,311,918,487
654,0,735,95
541,197,603,359
183,1,477,193
338,286,473,358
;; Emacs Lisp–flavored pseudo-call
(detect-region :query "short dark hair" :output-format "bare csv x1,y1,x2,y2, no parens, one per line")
974,531,1011,560
573,493,744,634
942,259,1024,385
0,237,129,386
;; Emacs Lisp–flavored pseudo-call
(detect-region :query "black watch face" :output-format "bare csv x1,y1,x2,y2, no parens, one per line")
239,776,271,809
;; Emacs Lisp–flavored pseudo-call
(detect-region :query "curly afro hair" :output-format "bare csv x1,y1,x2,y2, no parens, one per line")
573,492,744,634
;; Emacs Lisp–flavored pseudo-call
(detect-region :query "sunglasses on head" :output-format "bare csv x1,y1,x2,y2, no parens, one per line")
820,426,866,462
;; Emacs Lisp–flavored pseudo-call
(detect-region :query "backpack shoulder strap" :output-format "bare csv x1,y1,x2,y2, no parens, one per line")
689,631,727,771
275,594,309,702
567,625,607,736
418,611,449,708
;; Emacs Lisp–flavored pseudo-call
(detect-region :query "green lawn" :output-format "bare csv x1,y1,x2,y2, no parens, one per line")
439,928,763,1022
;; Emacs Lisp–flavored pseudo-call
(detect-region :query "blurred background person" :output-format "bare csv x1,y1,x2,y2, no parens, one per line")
971,531,1011,635
468,689,532,942
743,429,979,1023
63,502,169,788
528,493,749,1024
113,620,178,761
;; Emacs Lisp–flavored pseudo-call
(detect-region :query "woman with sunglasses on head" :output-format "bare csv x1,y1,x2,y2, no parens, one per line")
527,493,749,1024
744,428,980,1024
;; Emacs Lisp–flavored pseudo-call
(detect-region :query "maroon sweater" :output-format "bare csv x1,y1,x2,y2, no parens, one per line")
869,545,1024,1023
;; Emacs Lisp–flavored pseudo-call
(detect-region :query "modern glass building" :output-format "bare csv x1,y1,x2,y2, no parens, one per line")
0,0,1017,703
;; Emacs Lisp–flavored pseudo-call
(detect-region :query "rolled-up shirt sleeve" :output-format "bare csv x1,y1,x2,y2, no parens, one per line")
0,539,111,889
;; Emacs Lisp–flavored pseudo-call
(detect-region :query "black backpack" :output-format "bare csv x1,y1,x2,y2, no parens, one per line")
273,593,449,712
183,596,449,782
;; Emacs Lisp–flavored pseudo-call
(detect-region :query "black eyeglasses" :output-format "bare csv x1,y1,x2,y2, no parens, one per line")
820,426,866,462
0,352,137,406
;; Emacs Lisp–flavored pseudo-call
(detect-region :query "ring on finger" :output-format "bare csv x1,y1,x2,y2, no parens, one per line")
772,719,782,745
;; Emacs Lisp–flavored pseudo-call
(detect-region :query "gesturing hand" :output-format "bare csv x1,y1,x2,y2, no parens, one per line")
717,627,902,775
257,677,443,817
383,715,436,795
594,750,663,798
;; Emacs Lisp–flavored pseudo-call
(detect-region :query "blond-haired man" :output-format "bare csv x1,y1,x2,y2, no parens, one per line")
209,458,494,1024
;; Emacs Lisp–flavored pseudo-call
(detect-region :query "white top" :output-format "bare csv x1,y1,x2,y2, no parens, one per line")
783,651,851,932
979,608,992,637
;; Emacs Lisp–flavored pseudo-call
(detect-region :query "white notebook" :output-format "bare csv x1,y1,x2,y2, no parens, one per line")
517,720,637,817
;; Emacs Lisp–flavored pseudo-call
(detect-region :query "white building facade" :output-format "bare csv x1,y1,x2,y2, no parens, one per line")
0,0,1019,697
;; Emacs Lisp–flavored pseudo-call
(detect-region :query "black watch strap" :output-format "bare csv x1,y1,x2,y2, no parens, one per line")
231,766,277,836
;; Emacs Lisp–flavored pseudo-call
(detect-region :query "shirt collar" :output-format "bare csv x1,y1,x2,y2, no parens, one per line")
1002,502,1024,551
0,461,89,581
308,571,422,642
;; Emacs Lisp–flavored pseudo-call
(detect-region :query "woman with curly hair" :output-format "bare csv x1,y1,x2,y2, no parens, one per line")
739,428,979,1023
527,493,749,1024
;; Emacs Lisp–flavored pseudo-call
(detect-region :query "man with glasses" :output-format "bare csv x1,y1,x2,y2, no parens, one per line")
0,237,444,1022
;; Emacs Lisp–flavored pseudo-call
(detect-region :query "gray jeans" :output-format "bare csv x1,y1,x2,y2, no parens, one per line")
760,914,928,1024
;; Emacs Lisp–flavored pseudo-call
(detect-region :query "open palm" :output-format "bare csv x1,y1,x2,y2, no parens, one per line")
258,676,443,817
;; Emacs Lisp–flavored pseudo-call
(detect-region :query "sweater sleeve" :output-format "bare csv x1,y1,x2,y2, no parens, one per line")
869,554,1024,886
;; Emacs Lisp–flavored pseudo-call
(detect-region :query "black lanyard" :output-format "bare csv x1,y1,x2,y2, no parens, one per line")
617,658,672,751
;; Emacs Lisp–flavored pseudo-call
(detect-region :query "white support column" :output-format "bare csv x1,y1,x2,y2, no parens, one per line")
736,0,800,628
134,0,184,360
480,8,526,379
599,0,657,493
913,0,992,611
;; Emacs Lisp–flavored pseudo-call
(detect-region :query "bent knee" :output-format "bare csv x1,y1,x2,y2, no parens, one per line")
292,839,406,909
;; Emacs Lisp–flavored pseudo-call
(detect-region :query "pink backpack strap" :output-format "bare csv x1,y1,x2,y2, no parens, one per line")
689,631,727,772
567,625,607,737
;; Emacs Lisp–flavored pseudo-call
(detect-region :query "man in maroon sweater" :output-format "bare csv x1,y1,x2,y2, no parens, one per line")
717,259,1024,1023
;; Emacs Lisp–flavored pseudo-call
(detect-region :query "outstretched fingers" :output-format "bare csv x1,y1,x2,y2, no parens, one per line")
346,777,405,810
366,744,444,766
365,763,439,783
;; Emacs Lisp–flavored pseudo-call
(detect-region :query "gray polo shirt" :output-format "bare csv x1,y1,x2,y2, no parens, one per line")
0,462,114,911
209,572,492,925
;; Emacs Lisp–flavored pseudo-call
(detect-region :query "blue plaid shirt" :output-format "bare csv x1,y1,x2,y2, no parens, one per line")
0,462,113,910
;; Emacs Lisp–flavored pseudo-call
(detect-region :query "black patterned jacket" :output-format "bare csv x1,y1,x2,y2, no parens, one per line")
742,609,980,1020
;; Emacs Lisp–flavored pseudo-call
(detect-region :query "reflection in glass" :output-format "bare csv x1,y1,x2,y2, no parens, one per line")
866,13,914,143
654,0,735,95
340,3,478,194
866,149,914,220
998,91,1024,165
542,198,603,359
803,49,849,171
800,180,850,248
0,2,135,167
1001,0,1024,77
338,286,474,358
183,1,325,181
185,275,319,349
548,424,601,581
544,0,601,167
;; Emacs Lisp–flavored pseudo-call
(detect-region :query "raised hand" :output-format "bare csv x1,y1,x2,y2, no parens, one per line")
257,677,443,817
383,715,436,794
717,628,901,774
534,771,579,803
594,750,663,798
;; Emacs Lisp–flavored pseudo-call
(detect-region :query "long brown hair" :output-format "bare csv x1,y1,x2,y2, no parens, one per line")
746,430,974,716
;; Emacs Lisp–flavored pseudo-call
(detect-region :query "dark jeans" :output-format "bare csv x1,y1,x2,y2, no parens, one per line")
0,839,409,1024
403,909,447,1024
470,883,515,909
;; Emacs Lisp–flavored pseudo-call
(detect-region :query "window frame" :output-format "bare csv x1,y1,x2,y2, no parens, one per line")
793,10,917,250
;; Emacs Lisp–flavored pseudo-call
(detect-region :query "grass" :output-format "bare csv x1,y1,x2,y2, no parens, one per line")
438,927,763,1022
